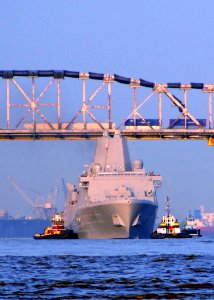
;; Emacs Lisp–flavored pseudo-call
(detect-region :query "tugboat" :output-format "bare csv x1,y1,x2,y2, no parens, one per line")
151,197,192,239
181,214,202,237
34,213,78,239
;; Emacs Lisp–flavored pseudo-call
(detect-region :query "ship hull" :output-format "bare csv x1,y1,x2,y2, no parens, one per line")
66,200,158,239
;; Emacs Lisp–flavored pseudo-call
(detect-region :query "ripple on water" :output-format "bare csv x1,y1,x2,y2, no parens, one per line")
0,239,213,299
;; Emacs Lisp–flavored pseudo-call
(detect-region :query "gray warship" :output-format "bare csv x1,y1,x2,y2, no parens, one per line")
64,131,162,239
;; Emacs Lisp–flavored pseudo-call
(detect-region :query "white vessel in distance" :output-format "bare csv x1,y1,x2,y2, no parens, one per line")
64,131,162,239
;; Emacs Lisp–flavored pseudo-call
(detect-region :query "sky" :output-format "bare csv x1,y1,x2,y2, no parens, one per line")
0,0,214,221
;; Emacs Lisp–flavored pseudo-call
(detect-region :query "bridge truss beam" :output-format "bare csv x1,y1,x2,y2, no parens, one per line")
0,70,214,142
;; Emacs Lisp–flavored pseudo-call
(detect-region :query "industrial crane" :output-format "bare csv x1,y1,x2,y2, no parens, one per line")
8,176,58,220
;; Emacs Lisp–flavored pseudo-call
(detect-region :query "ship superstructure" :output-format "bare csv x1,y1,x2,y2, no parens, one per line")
64,131,162,239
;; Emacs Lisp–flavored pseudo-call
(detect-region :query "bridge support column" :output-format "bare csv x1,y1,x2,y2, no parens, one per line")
6,79,10,129
208,93,213,129
158,93,162,127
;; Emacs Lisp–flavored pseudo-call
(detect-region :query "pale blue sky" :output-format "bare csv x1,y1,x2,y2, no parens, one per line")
0,0,214,220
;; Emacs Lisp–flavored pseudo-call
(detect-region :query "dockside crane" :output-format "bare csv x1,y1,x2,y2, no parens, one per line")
8,176,57,220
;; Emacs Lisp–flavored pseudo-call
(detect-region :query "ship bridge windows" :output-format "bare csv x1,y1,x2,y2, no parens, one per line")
97,172,144,177
103,186,134,201
79,181,89,188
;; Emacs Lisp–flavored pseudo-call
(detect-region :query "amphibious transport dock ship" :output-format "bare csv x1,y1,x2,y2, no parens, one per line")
64,131,162,239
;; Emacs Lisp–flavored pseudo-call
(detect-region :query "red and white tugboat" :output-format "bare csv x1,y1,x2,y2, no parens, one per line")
34,213,78,239
151,197,192,239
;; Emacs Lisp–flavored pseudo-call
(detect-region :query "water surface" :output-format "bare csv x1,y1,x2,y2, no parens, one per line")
0,235,213,299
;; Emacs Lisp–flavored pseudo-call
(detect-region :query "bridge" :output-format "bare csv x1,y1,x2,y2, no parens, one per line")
0,70,214,145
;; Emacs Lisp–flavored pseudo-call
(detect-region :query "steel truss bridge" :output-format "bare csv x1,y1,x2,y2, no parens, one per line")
0,70,214,145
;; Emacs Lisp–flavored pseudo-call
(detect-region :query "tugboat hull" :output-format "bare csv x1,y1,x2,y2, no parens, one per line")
151,232,192,239
34,230,78,239
181,229,202,237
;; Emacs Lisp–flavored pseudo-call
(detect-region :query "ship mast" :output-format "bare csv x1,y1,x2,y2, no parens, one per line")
165,196,171,216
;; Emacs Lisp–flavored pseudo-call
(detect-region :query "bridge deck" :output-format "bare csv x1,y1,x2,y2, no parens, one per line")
0,129,213,141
